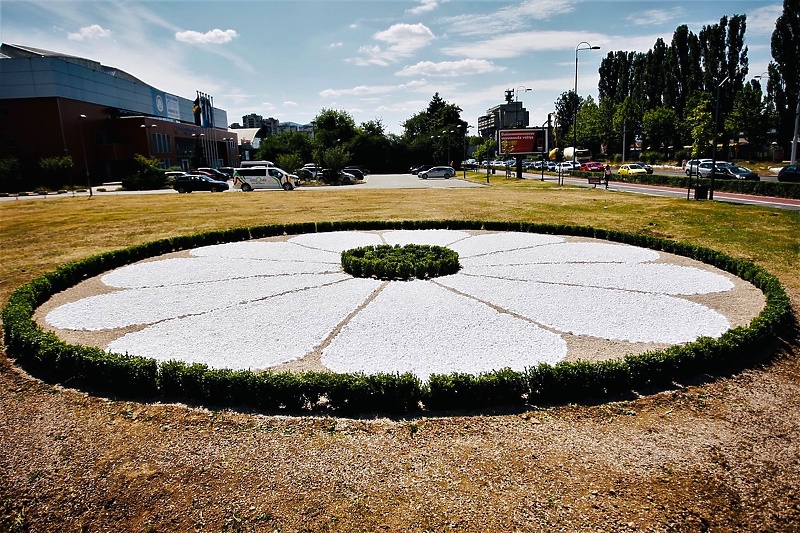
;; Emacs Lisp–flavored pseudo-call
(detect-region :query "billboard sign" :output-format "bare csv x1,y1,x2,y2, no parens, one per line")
150,90,181,120
498,128,546,155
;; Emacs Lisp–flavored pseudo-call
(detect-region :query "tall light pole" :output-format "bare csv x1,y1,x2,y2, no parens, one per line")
515,86,531,128
710,75,730,201
78,114,92,196
574,42,600,163
140,123,157,158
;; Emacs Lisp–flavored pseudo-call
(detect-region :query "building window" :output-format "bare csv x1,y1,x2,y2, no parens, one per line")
153,133,170,154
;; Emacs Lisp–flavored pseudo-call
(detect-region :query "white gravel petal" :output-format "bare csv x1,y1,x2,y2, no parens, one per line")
465,262,734,295
460,241,660,267
439,274,730,344
191,241,340,263
107,278,381,369
101,257,337,288
449,232,564,257
288,231,384,252
46,273,351,331
321,280,567,380
381,229,471,246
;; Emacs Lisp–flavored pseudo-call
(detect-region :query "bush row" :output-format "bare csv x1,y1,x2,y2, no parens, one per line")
341,244,460,280
2,220,792,414
595,171,800,199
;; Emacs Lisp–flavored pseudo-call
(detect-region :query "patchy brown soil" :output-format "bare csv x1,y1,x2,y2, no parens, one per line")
2,321,799,532
1,190,799,532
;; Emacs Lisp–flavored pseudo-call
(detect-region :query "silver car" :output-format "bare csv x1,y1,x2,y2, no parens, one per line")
419,166,454,179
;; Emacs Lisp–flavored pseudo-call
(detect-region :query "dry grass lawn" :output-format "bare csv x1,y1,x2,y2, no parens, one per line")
1,183,799,531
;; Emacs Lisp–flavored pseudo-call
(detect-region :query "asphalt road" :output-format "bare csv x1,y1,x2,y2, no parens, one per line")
2,171,797,210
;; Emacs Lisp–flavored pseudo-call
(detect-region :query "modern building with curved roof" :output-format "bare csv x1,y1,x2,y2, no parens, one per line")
0,43,238,190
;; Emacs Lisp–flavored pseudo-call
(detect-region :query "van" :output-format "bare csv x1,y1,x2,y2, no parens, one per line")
233,166,300,191
239,160,274,168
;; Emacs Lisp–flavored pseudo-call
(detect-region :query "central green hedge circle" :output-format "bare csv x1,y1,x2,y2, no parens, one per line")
341,244,460,280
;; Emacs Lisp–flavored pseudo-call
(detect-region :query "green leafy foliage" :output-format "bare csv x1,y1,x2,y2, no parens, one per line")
342,244,460,280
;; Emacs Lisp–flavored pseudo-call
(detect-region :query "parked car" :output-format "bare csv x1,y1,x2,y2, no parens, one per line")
410,164,432,175
546,161,557,171
196,168,231,180
685,159,713,176
419,166,454,179
633,162,653,174
173,174,230,193
556,161,580,172
697,162,732,178
777,164,800,182
343,167,365,180
301,164,323,178
618,164,648,175
580,161,605,172
723,165,759,181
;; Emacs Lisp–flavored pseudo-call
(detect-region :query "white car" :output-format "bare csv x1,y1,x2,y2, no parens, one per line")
556,161,580,172
419,166,454,179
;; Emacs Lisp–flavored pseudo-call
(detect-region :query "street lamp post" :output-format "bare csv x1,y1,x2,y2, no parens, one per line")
710,75,730,200
515,86,531,128
78,114,92,196
574,42,600,164
140,123,157,158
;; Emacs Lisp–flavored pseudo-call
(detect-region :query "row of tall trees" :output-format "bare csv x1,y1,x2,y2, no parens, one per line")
555,0,799,162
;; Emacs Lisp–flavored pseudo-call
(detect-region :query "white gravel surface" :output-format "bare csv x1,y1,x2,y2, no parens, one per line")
44,230,745,379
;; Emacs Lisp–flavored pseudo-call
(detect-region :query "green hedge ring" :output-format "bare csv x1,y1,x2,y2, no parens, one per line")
341,244,460,280
1,220,792,415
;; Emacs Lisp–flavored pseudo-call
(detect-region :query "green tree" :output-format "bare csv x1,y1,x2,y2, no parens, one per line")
554,91,581,145
256,131,313,164
642,107,679,157
0,156,21,193
686,94,714,158
699,14,749,158
276,153,304,174
312,109,358,163
350,119,393,172
402,94,468,166
726,80,770,158
575,96,603,156
770,0,800,155
39,155,73,190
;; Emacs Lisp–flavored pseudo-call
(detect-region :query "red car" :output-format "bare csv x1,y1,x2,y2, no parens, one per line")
580,161,605,172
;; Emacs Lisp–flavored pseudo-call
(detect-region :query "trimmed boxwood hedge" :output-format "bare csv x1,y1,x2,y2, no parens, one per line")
342,244,460,280
2,220,792,414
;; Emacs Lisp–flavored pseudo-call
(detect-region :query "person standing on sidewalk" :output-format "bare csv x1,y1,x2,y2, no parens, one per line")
603,164,611,189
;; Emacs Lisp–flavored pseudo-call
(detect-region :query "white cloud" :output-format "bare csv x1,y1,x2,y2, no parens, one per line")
407,0,438,15
67,24,111,41
283,101,299,107
175,28,239,45
444,0,575,36
626,7,686,26
320,79,441,99
329,42,343,49
396,59,504,77
443,30,610,59
747,4,782,35
354,23,435,65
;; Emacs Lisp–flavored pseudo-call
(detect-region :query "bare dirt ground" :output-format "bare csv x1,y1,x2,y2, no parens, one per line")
2,290,799,532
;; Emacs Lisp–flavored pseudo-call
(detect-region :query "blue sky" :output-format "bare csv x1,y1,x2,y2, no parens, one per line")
1,0,783,135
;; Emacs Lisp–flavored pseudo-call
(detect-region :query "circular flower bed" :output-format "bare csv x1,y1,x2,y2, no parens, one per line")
3,220,790,413
341,244,460,280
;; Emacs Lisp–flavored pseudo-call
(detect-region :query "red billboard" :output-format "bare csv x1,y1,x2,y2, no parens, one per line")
498,128,546,155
